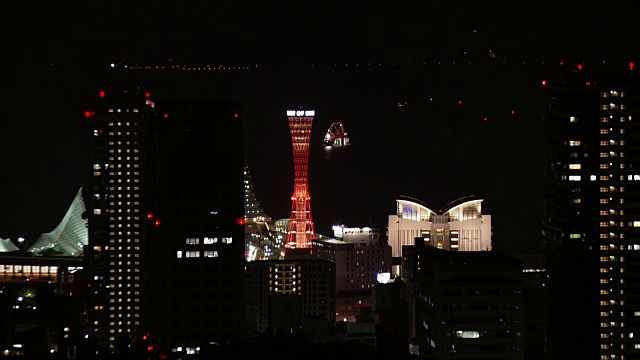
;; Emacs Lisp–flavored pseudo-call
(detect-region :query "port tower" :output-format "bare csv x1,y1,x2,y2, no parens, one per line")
285,108,316,250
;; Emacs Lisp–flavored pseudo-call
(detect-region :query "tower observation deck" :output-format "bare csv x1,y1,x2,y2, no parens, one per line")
286,108,316,250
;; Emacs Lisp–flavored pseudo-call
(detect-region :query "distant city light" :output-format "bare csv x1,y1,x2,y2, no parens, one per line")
17,237,24,243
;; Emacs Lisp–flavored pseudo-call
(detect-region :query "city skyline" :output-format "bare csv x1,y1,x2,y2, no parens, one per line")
2,3,640,256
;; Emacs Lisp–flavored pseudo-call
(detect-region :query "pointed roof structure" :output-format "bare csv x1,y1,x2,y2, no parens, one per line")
28,187,88,257
0,237,19,252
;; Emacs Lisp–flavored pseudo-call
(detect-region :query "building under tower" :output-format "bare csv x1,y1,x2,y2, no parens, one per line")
285,109,316,253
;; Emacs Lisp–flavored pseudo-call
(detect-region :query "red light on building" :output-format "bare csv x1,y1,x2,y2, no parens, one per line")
237,217,245,226
155,220,161,227
84,111,95,118
147,213,154,219
164,113,169,119
99,91,105,98
577,64,583,70
586,81,591,86
458,100,463,105
511,110,515,115
541,79,547,86
631,62,635,71
483,117,488,122
234,113,239,118
145,92,151,98
148,346,154,351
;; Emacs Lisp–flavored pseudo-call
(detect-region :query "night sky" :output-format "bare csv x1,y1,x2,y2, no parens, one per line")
1,2,638,255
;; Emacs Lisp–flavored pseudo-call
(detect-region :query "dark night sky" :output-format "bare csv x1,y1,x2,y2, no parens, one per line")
1,1,638,254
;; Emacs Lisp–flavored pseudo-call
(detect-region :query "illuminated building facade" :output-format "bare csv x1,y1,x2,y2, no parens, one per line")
387,195,492,275
285,109,315,250
542,62,640,359
85,89,246,356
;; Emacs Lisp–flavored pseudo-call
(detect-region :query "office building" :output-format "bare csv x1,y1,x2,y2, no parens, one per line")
404,243,524,359
313,226,392,321
542,62,640,359
85,88,245,356
245,259,336,338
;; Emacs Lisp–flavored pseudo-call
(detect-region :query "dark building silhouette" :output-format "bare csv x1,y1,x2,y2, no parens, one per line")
85,86,245,356
245,259,336,339
542,61,640,359
403,242,524,359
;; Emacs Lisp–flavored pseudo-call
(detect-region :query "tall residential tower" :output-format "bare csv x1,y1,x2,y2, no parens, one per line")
542,62,640,359
85,88,246,356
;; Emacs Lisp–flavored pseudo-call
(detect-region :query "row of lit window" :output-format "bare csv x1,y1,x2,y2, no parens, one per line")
599,91,624,98
600,244,640,251
108,109,139,114
108,262,141,268
600,268,625,274
108,298,140,303
176,250,219,258
600,256,625,263
600,279,625,285
599,299,625,305
186,237,233,245
569,115,632,124
600,104,626,110
599,220,640,227
566,174,631,181
600,321,626,327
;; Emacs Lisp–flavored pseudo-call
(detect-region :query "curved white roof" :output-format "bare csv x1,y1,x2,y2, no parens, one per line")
396,195,484,221
0,237,19,252
28,187,88,257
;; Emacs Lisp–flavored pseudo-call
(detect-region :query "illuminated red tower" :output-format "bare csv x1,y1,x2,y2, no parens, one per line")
286,108,316,249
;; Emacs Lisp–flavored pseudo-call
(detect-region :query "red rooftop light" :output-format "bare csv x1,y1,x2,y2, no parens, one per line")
147,213,154,219
155,219,161,227
234,113,239,118
145,92,151,98
541,79,547,86
631,62,635,71
99,91,105,98
237,217,245,226
577,64,583,70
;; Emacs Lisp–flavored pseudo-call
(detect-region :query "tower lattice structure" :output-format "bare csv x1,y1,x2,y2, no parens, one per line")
286,108,316,249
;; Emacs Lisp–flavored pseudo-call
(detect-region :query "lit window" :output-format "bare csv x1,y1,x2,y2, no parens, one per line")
176,251,182,258
569,175,581,181
569,164,582,170
569,140,581,146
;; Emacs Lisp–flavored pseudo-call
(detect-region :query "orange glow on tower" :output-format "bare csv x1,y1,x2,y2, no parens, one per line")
285,109,316,250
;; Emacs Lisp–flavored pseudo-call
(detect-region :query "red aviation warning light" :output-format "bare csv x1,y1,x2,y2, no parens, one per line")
631,62,635,71
237,217,245,226
577,64,583,70
147,213,154,219
155,219,161,227
99,91,105,98
541,79,547,87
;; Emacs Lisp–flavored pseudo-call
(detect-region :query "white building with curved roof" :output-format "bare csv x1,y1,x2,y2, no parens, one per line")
388,195,492,261
28,187,88,257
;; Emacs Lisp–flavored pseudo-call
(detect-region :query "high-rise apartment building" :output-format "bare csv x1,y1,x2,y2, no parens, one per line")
542,62,640,359
85,88,245,356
